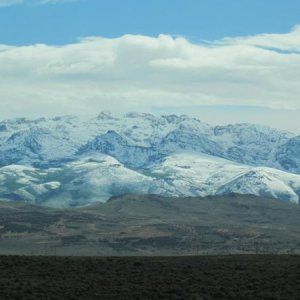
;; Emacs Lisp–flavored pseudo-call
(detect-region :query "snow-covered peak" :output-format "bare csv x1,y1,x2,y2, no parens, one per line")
0,110,299,207
96,111,119,121
1,152,300,207
213,123,292,147
0,111,298,173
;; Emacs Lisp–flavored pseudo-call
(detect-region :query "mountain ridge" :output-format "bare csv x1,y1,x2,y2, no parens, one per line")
0,112,299,207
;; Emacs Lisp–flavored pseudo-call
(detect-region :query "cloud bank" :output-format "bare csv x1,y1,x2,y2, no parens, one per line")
0,27,300,130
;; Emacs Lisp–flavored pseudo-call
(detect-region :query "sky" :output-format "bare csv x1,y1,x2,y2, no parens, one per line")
0,0,300,133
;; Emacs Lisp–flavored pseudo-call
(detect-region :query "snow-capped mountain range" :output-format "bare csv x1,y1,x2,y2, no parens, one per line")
0,112,299,207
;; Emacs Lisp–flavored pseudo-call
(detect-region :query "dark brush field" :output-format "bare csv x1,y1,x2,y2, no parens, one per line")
0,255,300,300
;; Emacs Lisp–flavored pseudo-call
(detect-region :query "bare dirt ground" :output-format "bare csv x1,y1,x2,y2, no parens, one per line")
0,255,299,300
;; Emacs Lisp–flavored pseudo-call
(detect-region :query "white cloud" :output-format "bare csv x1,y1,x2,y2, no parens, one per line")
219,25,300,52
0,28,300,132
